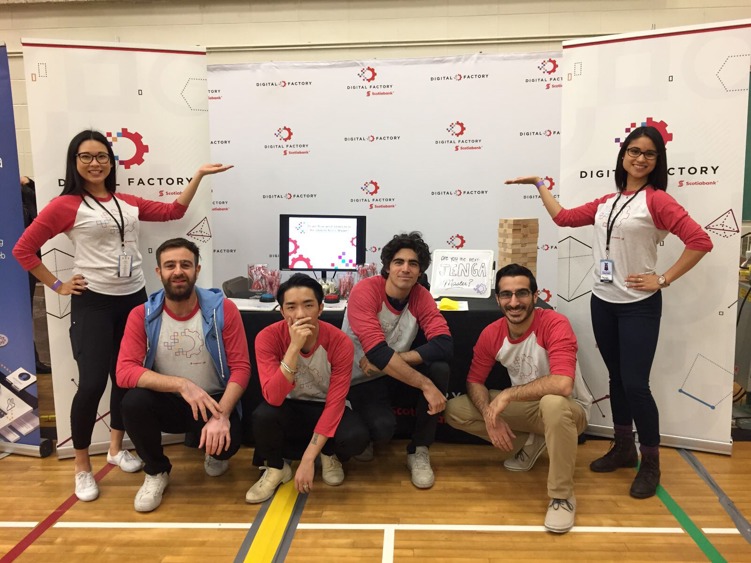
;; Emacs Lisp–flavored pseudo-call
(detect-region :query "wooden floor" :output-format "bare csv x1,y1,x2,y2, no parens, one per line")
1,438,750,562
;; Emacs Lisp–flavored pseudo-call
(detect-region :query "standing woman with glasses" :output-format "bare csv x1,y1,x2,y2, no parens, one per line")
505,126,712,499
14,129,232,501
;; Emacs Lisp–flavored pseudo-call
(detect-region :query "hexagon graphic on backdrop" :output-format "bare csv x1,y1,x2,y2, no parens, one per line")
181,77,209,112
42,248,74,319
557,236,594,302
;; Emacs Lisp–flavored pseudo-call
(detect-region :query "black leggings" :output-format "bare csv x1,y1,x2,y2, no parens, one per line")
590,292,662,447
69,288,147,450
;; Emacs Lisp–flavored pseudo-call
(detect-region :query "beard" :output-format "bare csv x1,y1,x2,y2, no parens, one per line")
501,302,534,325
162,275,196,301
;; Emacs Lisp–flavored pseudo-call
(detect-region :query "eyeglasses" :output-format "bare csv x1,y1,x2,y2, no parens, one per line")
77,152,111,165
625,147,658,160
497,288,533,300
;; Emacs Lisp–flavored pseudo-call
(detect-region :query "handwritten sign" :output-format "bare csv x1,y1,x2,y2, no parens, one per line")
429,249,494,299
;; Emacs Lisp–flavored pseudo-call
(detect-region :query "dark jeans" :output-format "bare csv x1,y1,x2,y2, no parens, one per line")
69,288,147,449
121,388,242,475
251,399,370,469
590,292,662,447
348,361,450,453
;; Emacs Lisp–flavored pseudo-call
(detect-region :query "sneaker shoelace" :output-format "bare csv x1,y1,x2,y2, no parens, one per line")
141,475,164,495
77,472,96,489
514,447,530,462
413,450,430,469
549,498,574,512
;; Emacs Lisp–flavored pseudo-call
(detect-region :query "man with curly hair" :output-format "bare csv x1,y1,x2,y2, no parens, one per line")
341,232,453,488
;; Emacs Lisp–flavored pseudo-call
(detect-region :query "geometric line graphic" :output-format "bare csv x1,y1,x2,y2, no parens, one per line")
556,235,593,302
705,208,739,239
181,77,209,112
679,353,734,409
187,217,212,242
41,248,74,319
716,54,750,93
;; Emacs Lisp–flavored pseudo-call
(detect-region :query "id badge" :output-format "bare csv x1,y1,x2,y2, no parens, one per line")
118,254,133,277
599,259,614,283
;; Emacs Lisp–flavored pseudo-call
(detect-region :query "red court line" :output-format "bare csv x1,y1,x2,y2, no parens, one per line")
0,463,115,563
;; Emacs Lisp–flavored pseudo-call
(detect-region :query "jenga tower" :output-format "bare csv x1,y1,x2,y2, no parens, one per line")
497,218,539,276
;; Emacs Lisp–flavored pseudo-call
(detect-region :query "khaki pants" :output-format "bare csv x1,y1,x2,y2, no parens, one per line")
445,391,587,499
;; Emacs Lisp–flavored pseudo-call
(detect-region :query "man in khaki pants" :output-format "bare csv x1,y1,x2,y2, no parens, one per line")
445,264,590,534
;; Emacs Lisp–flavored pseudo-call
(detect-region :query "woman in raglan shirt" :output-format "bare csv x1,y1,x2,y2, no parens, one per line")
505,125,712,500
13,129,231,502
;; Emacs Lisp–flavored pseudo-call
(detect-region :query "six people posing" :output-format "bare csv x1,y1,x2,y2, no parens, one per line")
14,125,712,532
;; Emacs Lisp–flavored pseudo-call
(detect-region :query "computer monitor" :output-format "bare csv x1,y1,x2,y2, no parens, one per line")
279,214,367,280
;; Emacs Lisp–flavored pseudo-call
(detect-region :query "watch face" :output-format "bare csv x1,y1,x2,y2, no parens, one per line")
658,276,666,285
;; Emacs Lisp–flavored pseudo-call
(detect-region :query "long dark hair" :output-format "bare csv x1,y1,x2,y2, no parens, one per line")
614,126,668,192
60,130,117,197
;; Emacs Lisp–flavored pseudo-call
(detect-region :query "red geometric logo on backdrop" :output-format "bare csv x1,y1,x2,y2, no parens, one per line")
447,121,466,137
543,176,555,190
275,126,293,142
614,118,673,146
106,128,149,169
360,180,380,196
538,58,558,75
447,234,466,249
358,66,377,82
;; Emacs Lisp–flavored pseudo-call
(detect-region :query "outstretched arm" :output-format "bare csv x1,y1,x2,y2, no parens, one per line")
176,163,234,208
505,175,562,220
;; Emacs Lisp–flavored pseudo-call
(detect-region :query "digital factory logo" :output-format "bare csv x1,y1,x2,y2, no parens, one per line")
539,288,553,303
264,126,310,156
347,66,394,96
429,72,490,82
614,117,673,146
255,79,313,88
430,188,489,198
522,178,557,201
447,234,466,249
351,179,396,209
525,58,562,87
106,128,149,169
358,66,377,82
436,120,482,151
343,133,401,143
518,129,559,138
538,58,559,75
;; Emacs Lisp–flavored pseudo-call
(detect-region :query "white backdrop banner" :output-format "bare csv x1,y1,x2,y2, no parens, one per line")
22,39,214,457
559,21,751,453
208,53,563,306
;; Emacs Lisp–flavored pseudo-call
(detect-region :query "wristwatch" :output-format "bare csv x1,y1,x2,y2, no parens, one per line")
657,275,668,287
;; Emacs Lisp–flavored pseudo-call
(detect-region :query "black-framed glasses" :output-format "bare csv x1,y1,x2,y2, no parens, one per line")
497,288,533,300
77,152,111,164
625,147,658,160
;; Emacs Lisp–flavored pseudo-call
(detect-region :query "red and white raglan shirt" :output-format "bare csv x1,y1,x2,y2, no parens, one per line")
468,308,586,406
255,320,354,438
553,187,713,303
342,275,452,386
13,193,187,295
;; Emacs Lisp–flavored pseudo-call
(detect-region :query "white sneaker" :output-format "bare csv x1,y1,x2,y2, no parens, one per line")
107,450,144,473
74,471,99,502
245,464,292,504
134,472,169,513
354,442,374,462
544,495,576,533
406,446,434,489
504,434,547,472
320,453,344,486
204,455,229,477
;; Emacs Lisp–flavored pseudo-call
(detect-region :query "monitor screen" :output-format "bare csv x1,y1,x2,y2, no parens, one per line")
279,214,367,272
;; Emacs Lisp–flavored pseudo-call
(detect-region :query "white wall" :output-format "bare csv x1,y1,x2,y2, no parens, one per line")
3,0,751,175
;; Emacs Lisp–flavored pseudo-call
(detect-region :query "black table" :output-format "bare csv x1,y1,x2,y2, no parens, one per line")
239,296,547,445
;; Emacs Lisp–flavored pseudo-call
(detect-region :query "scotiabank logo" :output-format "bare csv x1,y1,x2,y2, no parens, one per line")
615,117,673,146
106,128,148,169
447,234,466,249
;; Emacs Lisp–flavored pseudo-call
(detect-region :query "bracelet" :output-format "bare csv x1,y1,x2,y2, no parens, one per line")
280,361,297,375
51,279,62,291
534,179,546,189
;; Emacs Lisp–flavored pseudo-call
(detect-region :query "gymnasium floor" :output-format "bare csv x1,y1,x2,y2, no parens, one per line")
1,438,750,562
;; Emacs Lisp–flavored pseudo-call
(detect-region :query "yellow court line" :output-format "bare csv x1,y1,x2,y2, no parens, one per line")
245,481,299,563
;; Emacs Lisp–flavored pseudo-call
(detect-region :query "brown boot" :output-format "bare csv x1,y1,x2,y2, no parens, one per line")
589,434,638,473
630,453,660,499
